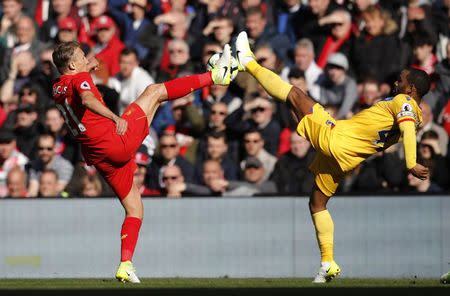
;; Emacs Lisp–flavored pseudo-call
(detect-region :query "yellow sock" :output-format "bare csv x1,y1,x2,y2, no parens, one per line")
246,60,293,101
311,210,334,262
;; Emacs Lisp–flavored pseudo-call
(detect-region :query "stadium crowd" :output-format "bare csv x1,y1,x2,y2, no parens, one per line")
0,0,449,198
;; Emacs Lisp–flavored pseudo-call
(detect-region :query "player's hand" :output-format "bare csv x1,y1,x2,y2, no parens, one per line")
114,117,128,135
409,164,429,180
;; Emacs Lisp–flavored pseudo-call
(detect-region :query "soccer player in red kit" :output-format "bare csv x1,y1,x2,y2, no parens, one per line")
51,41,234,283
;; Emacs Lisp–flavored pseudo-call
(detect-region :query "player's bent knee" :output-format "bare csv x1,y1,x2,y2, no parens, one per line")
143,83,166,102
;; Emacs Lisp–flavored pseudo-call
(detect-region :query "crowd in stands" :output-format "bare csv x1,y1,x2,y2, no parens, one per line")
0,0,449,198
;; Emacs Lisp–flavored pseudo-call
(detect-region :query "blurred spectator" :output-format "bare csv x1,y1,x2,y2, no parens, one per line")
435,42,450,102
1,50,49,107
202,15,235,47
2,83,43,130
169,93,206,163
0,129,28,197
117,47,155,114
351,78,382,115
417,102,448,156
410,32,437,75
293,38,324,101
27,133,74,197
56,16,91,54
315,9,354,70
418,130,449,189
240,128,276,182
295,0,342,40
162,159,225,197
195,130,239,183
146,133,195,191
319,52,358,119
238,96,281,155
40,0,81,43
14,103,40,158
90,15,125,77
160,163,185,198
196,101,240,165
270,131,315,195
133,146,160,196
0,15,45,83
216,156,277,196
80,174,103,197
273,0,305,43
254,43,290,82
201,84,242,119
76,0,109,47
38,169,65,197
0,0,25,48
244,6,293,67
156,38,194,82
351,5,401,87
288,66,309,95
44,105,80,163
5,165,27,198
341,144,406,193
109,0,156,61
65,157,113,196
189,0,243,40
149,10,195,76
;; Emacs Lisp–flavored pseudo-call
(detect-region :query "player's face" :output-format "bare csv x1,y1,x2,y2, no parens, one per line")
72,47,89,73
393,70,409,95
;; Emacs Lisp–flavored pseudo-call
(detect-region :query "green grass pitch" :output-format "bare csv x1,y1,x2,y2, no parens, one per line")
0,278,448,289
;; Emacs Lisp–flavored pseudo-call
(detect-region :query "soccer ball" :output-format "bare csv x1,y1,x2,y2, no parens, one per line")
206,52,239,80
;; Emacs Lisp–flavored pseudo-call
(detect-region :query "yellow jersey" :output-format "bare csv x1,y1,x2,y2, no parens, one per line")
330,94,422,172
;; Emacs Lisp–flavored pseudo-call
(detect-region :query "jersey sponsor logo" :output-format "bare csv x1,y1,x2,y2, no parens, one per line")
80,81,91,90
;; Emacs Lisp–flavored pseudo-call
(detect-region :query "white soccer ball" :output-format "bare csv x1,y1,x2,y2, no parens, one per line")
206,52,239,80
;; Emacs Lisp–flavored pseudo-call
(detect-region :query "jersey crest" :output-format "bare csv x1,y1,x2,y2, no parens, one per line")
80,81,91,90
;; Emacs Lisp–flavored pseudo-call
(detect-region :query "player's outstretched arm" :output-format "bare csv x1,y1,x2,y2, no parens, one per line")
398,120,429,180
80,91,128,135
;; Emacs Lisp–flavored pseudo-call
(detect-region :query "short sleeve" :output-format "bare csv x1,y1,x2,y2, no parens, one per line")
72,72,95,95
392,94,418,124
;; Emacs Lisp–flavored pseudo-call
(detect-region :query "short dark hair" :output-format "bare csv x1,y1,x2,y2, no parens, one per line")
120,47,139,59
246,6,265,18
288,66,305,79
407,68,431,99
421,130,439,141
52,41,80,74
244,127,262,138
207,130,227,142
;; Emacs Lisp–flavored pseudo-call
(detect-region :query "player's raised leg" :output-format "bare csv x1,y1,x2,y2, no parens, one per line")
235,31,315,122
133,44,234,125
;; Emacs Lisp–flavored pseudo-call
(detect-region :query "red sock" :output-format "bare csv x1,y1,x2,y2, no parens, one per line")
120,216,142,262
163,72,213,100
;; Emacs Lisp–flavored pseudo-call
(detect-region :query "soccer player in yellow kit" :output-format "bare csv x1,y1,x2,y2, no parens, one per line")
235,31,430,283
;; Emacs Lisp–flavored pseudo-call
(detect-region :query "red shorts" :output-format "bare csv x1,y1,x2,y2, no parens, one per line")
86,103,149,200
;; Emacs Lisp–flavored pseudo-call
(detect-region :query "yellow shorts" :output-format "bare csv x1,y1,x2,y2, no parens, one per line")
296,103,344,197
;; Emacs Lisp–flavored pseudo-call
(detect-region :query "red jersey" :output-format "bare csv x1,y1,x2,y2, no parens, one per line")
52,72,114,163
